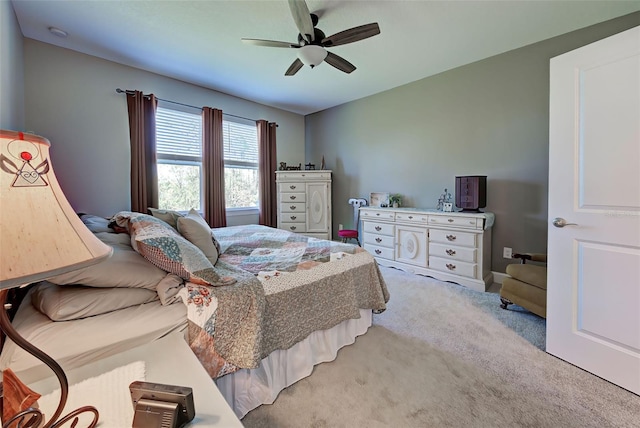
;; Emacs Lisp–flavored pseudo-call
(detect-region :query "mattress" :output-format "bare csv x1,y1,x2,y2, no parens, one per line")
0,288,187,384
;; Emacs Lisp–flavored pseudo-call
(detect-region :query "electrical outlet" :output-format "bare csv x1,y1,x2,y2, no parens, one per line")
503,247,513,259
339,224,344,230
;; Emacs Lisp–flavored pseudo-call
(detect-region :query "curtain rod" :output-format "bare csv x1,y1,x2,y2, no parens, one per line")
115,88,264,123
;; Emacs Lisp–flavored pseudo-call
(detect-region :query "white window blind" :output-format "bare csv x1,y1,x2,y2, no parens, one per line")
222,119,258,167
156,107,202,161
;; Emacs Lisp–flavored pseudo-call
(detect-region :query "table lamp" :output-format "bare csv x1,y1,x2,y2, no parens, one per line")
0,130,113,427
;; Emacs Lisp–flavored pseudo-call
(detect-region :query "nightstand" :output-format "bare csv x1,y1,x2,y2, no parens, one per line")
27,330,243,427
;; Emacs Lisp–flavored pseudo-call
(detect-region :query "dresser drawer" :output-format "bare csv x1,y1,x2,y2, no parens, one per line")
364,244,394,260
395,212,429,224
280,202,305,213
428,215,482,229
363,221,395,236
277,172,331,180
281,223,305,233
429,256,477,278
281,212,305,223
364,233,394,248
429,243,477,263
279,182,305,192
361,210,395,221
280,192,306,203
429,229,476,247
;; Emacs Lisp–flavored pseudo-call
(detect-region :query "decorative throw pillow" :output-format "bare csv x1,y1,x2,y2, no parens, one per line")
31,281,159,321
47,233,167,289
177,209,219,265
148,208,184,229
114,211,236,287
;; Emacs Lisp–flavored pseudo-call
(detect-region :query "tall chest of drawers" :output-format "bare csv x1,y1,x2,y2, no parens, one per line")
360,207,494,292
276,171,332,240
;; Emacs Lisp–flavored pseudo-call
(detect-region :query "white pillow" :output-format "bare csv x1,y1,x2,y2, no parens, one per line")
31,282,158,321
177,209,219,265
148,208,184,229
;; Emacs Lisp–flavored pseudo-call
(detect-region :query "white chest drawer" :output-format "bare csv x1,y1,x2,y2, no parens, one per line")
361,210,395,221
428,215,482,229
364,244,394,260
281,223,305,233
280,202,305,213
279,182,305,192
363,221,395,236
364,233,394,248
280,212,305,223
429,229,477,247
280,192,306,203
429,256,477,279
395,212,429,224
429,243,477,263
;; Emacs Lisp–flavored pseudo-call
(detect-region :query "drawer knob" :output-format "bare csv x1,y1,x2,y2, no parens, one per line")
290,195,296,200
408,215,413,219
375,226,382,231
375,237,382,243
290,185,296,190
446,263,456,270
448,218,454,223
290,215,297,220
446,235,456,241
376,213,380,216
446,249,456,256
290,226,297,231
290,205,297,210
375,249,382,255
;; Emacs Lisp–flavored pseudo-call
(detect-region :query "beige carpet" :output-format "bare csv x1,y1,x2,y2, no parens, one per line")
242,266,640,427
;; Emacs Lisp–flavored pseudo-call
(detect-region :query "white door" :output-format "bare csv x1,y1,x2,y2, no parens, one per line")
547,26,640,395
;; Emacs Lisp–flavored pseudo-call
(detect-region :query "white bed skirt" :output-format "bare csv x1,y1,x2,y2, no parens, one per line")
216,309,372,419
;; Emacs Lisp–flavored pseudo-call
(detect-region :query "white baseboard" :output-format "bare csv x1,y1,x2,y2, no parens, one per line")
491,271,509,285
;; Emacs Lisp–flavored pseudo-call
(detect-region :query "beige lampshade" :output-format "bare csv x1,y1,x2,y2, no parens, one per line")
0,130,112,289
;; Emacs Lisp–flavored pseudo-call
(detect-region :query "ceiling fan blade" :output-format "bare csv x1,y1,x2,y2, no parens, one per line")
242,38,299,48
324,52,356,74
285,58,304,76
288,0,315,43
322,23,380,47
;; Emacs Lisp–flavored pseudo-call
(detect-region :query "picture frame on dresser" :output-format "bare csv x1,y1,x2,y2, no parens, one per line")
369,192,389,208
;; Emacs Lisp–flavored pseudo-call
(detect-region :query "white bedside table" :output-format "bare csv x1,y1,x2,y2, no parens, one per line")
28,330,243,427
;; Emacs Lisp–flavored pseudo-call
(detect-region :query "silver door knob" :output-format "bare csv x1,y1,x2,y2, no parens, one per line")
553,217,578,228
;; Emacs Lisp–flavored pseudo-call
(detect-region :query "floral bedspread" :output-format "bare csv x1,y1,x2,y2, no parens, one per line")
179,225,389,379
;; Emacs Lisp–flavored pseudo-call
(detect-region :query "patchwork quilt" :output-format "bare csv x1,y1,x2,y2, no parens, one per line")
179,225,390,379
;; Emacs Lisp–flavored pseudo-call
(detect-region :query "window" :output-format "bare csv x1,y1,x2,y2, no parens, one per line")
222,118,259,209
156,106,203,211
155,105,259,212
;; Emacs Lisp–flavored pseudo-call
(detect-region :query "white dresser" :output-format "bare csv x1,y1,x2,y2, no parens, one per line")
360,207,494,292
276,170,332,240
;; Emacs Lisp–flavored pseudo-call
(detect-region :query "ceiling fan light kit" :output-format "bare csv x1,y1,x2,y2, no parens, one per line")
297,45,327,67
242,0,380,76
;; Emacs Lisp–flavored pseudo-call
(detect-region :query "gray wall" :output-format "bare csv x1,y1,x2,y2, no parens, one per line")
305,12,639,273
0,0,24,130
21,40,305,218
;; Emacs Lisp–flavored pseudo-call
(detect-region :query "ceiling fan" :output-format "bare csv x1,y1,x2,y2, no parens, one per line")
242,0,380,76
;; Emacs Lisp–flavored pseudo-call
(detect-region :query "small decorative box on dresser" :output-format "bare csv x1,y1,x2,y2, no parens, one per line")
360,207,494,292
276,171,332,240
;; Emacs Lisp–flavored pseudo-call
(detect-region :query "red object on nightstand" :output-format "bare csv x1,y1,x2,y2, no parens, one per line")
338,229,360,246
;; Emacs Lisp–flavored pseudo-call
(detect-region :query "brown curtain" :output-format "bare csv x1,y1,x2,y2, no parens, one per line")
202,107,227,227
126,90,158,213
257,120,277,227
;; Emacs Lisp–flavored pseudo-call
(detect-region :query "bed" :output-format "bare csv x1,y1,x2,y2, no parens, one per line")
0,211,389,418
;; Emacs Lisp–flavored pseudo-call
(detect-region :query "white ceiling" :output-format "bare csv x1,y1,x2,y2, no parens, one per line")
11,0,640,115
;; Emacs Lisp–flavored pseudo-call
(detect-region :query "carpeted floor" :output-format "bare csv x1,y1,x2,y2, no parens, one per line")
242,266,640,427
